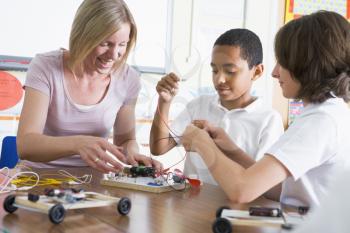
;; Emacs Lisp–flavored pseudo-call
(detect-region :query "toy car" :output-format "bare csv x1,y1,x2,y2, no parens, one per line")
212,206,296,233
3,190,131,224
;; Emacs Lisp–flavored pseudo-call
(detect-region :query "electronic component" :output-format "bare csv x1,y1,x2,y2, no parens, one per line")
249,207,282,217
297,206,309,215
127,166,155,177
172,174,186,183
27,193,39,202
101,170,186,193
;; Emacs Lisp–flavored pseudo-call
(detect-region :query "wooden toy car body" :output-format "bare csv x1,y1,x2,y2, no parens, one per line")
3,191,131,224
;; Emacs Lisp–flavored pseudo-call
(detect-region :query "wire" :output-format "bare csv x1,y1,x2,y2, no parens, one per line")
0,167,40,193
148,104,189,173
157,104,181,138
58,169,92,184
0,167,93,193
164,172,187,191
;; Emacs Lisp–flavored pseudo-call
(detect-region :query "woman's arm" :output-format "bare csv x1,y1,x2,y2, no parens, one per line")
114,101,163,171
17,87,76,160
182,125,290,203
17,87,125,172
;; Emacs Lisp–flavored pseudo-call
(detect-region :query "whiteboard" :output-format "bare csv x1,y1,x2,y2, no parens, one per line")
0,0,171,73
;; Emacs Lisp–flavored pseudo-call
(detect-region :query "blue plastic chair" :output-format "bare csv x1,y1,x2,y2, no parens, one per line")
0,136,19,168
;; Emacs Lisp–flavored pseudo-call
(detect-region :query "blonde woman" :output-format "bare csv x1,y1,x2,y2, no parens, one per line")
17,0,162,173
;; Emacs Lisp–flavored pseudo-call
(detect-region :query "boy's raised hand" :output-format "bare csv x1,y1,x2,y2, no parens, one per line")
156,72,180,103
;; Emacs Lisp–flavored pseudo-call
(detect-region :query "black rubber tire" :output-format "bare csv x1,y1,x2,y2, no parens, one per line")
117,197,131,215
3,195,18,213
212,217,232,233
49,204,65,224
215,206,230,218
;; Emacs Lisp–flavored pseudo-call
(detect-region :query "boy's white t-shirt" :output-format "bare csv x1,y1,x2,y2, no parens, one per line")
170,95,284,184
266,98,350,208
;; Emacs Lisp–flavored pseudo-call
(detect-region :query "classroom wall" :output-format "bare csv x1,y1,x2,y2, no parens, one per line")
0,0,287,165
135,0,288,136
135,0,287,166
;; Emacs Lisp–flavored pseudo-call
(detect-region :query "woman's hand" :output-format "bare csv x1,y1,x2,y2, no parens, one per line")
75,136,127,173
126,153,163,173
156,72,180,103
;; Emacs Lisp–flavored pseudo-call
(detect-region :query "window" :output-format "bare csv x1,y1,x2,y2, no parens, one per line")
0,0,172,73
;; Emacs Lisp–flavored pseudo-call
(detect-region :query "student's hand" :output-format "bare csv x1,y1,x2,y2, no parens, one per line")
193,120,239,154
126,153,164,173
76,136,127,173
192,120,213,131
205,126,240,154
181,124,212,152
156,72,180,103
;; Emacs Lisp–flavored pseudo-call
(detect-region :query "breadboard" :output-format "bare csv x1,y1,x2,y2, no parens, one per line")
100,176,186,193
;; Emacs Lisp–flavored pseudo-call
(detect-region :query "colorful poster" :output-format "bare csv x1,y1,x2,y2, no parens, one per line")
288,100,304,125
0,71,24,110
285,0,349,124
0,71,25,154
285,0,350,23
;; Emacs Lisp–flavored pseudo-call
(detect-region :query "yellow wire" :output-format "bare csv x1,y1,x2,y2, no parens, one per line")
11,175,75,187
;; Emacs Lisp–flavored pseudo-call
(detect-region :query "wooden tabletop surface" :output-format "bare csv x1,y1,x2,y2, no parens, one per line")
0,168,284,233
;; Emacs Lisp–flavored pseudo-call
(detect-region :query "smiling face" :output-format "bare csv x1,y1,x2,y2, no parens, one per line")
211,45,263,109
83,23,130,75
271,63,301,99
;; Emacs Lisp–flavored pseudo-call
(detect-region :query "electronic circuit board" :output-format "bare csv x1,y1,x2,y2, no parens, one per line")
100,173,186,193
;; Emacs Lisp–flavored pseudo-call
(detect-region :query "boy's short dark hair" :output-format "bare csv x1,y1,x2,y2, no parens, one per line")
214,28,263,69
275,10,350,103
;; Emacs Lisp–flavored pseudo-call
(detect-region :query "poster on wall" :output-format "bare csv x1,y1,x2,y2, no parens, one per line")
285,0,350,124
285,0,350,23
0,71,26,153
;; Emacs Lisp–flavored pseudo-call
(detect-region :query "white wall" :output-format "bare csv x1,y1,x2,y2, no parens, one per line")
136,0,284,169
0,0,285,169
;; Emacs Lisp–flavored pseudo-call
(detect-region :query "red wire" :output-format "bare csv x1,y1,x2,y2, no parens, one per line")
150,103,187,173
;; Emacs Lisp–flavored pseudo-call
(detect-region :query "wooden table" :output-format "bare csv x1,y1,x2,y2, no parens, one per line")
0,168,282,233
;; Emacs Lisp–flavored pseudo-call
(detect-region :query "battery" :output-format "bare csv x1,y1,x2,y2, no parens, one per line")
249,207,282,217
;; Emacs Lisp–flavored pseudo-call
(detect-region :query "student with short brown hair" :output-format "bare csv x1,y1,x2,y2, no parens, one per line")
181,10,350,209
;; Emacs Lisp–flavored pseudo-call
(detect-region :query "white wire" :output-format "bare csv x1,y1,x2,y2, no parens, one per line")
0,167,11,194
0,167,40,194
0,167,10,187
58,169,92,184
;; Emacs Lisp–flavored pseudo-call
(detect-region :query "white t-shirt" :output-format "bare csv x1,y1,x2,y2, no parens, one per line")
293,169,350,233
171,95,284,184
266,98,350,208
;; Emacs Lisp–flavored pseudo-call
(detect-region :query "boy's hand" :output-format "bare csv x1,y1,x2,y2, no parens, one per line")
156,72,180,103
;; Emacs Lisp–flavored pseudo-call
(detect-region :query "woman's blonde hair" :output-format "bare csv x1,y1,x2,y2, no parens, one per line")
68,0,137,73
